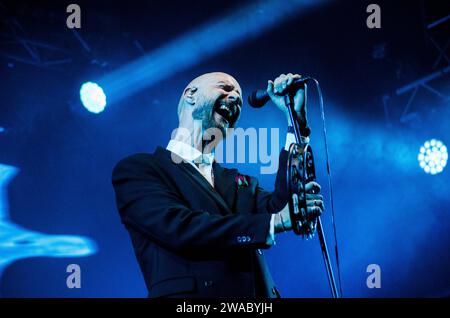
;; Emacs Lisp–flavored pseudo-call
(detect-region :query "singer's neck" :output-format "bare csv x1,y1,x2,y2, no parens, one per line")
172,125,215,155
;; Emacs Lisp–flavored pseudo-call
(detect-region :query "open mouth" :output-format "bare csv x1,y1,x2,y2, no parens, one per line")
214,100,240,127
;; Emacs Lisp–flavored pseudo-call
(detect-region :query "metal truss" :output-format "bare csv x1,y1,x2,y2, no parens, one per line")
382,13,450,126
0,2,94,70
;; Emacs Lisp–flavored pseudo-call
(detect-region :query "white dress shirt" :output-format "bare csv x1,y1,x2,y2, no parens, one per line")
167,139,215,187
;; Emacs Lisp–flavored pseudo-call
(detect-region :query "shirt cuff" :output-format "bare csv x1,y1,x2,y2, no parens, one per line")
285,133,296,151
266,214,276,245
285,132,311,150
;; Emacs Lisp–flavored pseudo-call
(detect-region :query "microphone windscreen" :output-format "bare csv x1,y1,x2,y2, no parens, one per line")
248,90,270,108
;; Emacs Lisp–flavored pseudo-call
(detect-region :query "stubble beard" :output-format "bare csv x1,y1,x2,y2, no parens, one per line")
192,103,227,138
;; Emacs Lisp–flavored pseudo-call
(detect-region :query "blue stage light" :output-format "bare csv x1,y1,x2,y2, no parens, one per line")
418,139,447,175
98,0,331,104
79,82,107,114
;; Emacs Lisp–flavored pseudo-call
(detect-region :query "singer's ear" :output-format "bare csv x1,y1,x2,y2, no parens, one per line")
184,86,198,105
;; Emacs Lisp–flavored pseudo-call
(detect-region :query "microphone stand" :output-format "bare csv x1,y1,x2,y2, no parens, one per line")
284,93,340,299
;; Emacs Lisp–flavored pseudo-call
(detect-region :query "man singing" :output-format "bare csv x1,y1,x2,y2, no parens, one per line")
112,72,324,298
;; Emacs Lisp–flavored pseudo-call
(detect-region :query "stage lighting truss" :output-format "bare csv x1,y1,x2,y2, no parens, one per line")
418,139,448,175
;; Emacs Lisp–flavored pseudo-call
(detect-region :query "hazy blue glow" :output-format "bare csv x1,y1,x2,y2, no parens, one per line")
98,0,330,104
80,82,107,113
418,139,448,175
260,102,450,297
0,163,97,278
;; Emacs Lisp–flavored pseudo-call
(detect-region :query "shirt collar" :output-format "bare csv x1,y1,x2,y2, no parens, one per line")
166,139,215,165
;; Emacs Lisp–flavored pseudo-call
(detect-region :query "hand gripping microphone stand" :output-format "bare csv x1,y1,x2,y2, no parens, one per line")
284,79,341,298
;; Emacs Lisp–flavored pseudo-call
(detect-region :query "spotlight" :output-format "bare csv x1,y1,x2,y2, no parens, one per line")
79,82,107,114
418,139,447,175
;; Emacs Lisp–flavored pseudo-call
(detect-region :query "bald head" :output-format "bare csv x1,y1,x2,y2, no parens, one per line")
178,72,241,117
187,72,241,90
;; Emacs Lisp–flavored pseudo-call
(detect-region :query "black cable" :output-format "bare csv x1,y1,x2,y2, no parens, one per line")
309,78,343,298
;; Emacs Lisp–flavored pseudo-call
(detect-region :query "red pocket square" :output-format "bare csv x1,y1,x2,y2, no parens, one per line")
235,174,250,189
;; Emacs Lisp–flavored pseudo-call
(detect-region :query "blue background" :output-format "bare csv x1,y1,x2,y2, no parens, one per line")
0,0,449,297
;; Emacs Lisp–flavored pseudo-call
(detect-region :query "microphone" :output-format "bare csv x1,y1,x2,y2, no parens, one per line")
247,77,311,108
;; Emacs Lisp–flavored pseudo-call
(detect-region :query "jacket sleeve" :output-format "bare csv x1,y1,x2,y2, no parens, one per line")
254,149,290,215
112,155,272,253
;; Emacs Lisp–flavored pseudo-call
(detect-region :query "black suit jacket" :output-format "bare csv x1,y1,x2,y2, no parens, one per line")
112,146,289,298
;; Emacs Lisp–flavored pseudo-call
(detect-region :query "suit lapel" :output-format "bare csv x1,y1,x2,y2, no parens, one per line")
213,163,238,212
156,147,232,214
180,162,232,214
213,163,257,216
234,175,257,214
